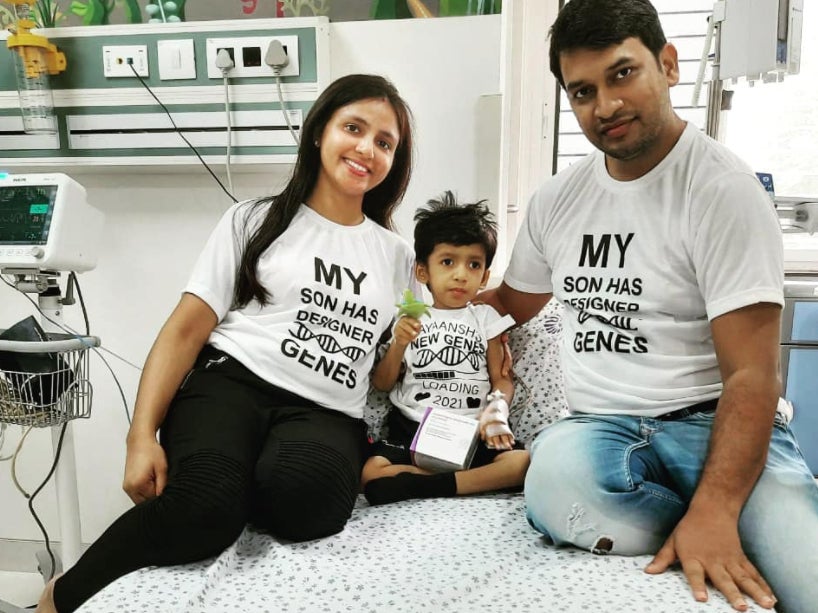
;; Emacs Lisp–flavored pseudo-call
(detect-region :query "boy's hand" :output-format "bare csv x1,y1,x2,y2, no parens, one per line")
484,431,515,451
393,316,422,348
479,391,515,450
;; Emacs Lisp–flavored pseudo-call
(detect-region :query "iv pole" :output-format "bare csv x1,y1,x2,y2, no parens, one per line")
31,275,83,572
691,4,724,141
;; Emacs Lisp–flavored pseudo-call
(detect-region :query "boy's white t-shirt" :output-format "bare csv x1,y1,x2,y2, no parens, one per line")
185,201,417,419
390,304,515,422
505,123,784,417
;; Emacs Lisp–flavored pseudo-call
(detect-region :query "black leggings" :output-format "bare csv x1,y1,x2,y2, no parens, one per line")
53,347,368,612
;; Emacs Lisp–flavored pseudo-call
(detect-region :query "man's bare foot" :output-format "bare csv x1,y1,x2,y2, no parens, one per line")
35,575,59,613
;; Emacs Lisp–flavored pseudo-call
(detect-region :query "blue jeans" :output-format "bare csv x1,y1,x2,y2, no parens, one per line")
524,410,818,613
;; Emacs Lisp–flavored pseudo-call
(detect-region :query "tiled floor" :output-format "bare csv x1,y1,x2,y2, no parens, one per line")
0,570,44,609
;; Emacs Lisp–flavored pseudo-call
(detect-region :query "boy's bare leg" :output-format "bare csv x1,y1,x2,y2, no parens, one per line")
454,449,530,495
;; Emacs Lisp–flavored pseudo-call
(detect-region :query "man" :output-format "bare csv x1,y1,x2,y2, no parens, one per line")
483,1,818,612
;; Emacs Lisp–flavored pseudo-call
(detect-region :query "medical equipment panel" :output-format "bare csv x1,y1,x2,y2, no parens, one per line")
719,0,803,81
781,275,818,475
0,18,329,168
0,173,103,271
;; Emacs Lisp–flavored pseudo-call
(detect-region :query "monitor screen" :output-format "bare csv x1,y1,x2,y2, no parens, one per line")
0,185,58,245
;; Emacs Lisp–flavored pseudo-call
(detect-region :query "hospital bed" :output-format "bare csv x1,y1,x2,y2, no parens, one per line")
76,301,736,613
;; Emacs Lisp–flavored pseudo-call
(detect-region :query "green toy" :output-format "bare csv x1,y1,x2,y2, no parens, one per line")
396,289,430,319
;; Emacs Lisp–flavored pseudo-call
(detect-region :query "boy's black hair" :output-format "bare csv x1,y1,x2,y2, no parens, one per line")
549,0,667,88
413,191,498,268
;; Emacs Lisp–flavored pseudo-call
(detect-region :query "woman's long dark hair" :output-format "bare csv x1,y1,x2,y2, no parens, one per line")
233,73,414,309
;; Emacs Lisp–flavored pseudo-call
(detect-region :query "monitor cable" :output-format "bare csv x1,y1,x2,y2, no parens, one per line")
128,63,237,204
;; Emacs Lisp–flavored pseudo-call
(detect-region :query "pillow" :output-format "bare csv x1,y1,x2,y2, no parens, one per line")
363,299,569,446
363,387,392,442
507,300,568,446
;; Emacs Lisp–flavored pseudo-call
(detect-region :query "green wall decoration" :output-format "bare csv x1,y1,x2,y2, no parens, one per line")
0,0,65,27
0,5,15,27
370,0,411,20
144,0,186,22
0,1,498,29
370,0,500,19
69,0,113,25
34,0,63,27
69,0,145,25
439,0,500,16
279,1,330,18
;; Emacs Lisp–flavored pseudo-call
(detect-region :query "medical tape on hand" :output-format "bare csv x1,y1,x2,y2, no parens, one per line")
480,391,513,440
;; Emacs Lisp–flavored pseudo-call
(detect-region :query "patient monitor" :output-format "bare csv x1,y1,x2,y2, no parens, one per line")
0,173,103,272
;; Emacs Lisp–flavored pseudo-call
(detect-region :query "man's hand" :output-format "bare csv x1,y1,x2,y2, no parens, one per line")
645,508,776,611
123,436,168,504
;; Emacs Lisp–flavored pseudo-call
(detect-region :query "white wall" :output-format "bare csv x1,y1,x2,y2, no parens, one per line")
0,15,501,552
331,17,502,235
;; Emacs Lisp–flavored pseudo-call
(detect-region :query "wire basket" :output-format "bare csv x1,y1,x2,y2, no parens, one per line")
0,333,100,428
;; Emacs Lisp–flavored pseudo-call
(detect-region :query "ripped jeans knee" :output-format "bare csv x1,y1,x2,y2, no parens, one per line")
567,503,614,554
526,490,675,555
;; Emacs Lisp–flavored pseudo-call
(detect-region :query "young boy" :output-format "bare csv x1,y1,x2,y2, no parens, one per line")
363,191,530,506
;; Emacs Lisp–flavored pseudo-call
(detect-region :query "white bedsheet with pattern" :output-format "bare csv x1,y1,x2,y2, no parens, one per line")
79,493,739,613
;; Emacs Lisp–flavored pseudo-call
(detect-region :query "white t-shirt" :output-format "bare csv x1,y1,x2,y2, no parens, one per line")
185,201,417,419
505,123,784,417
390,304,515,422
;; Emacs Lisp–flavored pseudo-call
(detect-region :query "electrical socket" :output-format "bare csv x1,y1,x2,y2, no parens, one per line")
205,36,299,79
103,45,149,78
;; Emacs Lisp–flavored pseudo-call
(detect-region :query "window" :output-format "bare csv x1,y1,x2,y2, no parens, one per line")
721,3,816,198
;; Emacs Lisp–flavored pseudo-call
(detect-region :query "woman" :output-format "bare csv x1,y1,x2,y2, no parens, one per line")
38,73,416,613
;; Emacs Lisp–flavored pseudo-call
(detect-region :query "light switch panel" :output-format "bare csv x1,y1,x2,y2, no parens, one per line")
157,39,196,80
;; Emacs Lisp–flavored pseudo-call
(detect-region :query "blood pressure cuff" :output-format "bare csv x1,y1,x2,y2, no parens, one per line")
0,316,74,407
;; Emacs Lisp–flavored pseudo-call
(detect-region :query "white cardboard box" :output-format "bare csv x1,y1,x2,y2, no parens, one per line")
410,407,480,473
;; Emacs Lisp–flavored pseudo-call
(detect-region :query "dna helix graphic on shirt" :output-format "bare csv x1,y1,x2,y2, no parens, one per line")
412,346,481,371
288,322,367,362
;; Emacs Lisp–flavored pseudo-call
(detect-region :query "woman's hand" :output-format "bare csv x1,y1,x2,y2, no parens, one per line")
123,435,168,504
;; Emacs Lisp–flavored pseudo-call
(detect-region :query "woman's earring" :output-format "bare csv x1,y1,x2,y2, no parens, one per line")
314,139,320,147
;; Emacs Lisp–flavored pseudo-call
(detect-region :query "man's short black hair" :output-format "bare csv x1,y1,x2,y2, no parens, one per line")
413,190,498,268
549,0,667,88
